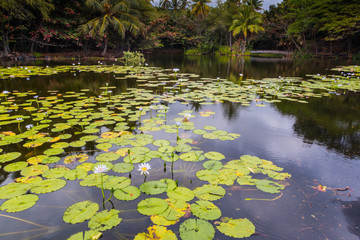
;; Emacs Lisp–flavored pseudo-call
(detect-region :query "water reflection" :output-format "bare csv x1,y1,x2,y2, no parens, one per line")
274,93,360,157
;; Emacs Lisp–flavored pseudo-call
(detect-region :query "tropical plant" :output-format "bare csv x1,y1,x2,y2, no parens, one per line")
80,0,145,56
191,0,211,36
229,4,264,53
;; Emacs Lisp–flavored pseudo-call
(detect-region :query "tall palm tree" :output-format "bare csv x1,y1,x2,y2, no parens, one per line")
245,0,263,11
229,4,264,53
190,0,211,36
81,0,143,56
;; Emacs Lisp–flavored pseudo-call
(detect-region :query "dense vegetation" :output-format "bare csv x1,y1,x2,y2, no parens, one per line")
1,0,359,57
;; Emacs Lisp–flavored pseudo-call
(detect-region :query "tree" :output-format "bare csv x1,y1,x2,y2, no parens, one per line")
245,0,263,11
191,0,211,36
0,0,54,55
229,4,264,53
80,0,145,56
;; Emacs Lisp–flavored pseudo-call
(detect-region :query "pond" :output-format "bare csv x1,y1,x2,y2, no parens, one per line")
0,54,359,240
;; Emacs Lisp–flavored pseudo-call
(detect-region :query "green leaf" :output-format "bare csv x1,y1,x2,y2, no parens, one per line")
3,161,28,172
203,160,223,170
63,201,99,224
95,152,119,162
179,218,215,240
42,167,69,179
134,225,177,240
194,184,226,201
215,218,255,238
0,183,30,199
153,139,170,147
167,187,194,202
0,194,38,212
112,163,134,173
88,209,121,231
67,230,102,240
64,168,88,180
137,198,169,216
21,165,49,177
31,179,67,194
180,151,205,162
204,151,225,161
254,179,285,193
80,174,109,187
140,180,167,195
0,152,22,163
159,198,187,221
43,148,64,156
190,201,221,220
114,186,141,201
103,176,131,190
150,215,179,226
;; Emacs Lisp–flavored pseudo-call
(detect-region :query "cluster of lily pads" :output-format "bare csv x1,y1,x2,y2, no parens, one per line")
3,63,358,239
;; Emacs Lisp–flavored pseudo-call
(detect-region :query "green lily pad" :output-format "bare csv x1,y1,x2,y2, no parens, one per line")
43,148,64,156
80,174,109,187
3,161,28,172
159,198,187,221
203,125,217,131
69,140,86,147
64,154,89,164
64,168,88,180
137,198,169,216
96,143,112,151
150,215,179,226
254,179,285,193
190,201,221,220
153,139,170,147
88,209,121,231
95,152,119,162
42,167,70,179
114,186,141,201
21,165,49,177
63,201,99,224
67,230,102,240
31,179,67,194
180,151,205,162
194,184,226,201
204,151,225,161
0,183,30,199
0,152,22,163
215,217,255,238
203,160,223,170
134,225,177,240
179,218,215,240
112,163,134,173
0,194,39,212
80,135,99,142
159,178,178,191
167,187,194,202
140,180,168,195
103,176,131,190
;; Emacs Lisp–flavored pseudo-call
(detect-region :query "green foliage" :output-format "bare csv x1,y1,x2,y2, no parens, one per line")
122,51,146,66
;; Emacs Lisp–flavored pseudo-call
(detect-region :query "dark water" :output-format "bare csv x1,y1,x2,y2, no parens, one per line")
0,54,359,240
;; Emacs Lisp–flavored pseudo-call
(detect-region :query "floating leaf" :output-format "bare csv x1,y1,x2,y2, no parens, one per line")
95,152,119,162
31,179,67,194
179,218,215,240
159,198,187,221
203,160,223,170
180,151,205,162
0,194,38,212
0,152,21,163
3,161,28,172
134,225,177,240
67,230,102,240
140,181,168,195
112,163,134,173
88,209,121,231
114,186,141,201
64,154,89,164
42,167,70,179
194,184,225,201
215,218,255,238
21,164,49,177
153,139,170,147
167,187,194,202
69,140,86,147
43,148,64,156
63,201,99,224
190,201,221,220
64,168,88,180
0,183,29,199
103,176,131,190
254,179,284,193
150,215,179,226
204,151,225,161
137,198,169,216
80,173,109,187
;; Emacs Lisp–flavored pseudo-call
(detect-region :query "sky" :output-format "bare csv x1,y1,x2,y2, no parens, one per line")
152,0,283,10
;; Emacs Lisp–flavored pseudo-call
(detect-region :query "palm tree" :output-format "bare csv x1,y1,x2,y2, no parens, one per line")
190,0,211,36
229,4,264,54
81,0,144,56
245,0,263,11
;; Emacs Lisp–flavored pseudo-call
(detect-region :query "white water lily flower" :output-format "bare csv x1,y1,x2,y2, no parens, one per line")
175,122,181,127
2,91,9,94
26,124,33,130
137,163,151,175
173,68,180,72
94,164,108,174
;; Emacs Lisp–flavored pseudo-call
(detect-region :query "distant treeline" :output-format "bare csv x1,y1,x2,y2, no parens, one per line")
1,0,359,57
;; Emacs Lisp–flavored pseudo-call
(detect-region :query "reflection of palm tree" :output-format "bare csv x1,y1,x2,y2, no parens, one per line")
81,0,143,56
191,0,211,36
229,4,264,53
190,101,203,112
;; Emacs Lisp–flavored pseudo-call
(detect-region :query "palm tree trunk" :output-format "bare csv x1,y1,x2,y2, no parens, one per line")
101,38,108,56
2,30,11,56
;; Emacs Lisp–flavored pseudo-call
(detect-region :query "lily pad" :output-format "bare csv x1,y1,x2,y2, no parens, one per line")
203,160,223,170
0,182,30,199
179,218,215,240
150,215,179,226
190,201,221,220
63,201,99,224
215,217,255,238
67,230,102,240
140,180,168,195
254,179,285,193
137,198,169,216
167,187,194,202
159,198,187,221
95,152,119,162
21,164,49,177
64,168,88,180
194,184,226,201
103,176,131,190
43,148,64,156
0,194,39,212
204,151,225,161
0,152,22,163
134,225,177,240
180,151,205,162
31,179,67,194
114,186,141,201
3,161,28,172
42,167,70,179
112,162,134,173
88,209,121,231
